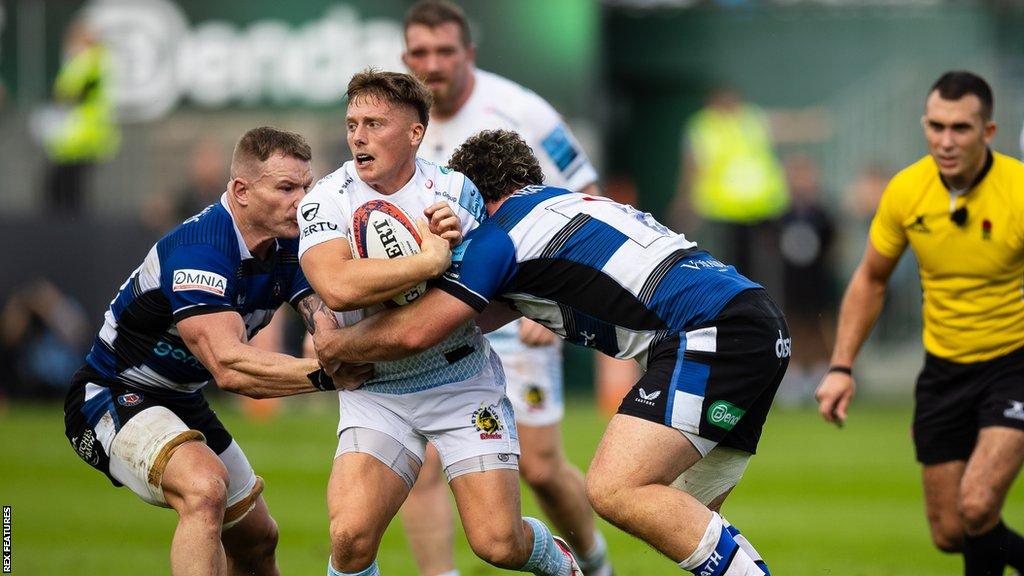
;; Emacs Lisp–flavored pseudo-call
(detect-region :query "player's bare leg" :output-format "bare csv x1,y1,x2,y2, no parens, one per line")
587,414,765,574
401,444,458,576
960,427,1024,574
450,468,578,574
922,460,968,552
162,441,232,576
328,452,411,574
222,496,279,576
518,423,600,559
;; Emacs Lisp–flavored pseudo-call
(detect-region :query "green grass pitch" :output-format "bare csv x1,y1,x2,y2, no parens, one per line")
1,399,1020,574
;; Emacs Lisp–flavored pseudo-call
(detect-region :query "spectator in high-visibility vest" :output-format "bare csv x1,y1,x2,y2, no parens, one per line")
44,18,120,214
673,86,788,288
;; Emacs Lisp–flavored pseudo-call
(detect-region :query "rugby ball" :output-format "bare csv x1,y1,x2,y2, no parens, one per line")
351,199,427,306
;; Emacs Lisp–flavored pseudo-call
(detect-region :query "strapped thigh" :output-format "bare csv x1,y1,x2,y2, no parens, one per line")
670,445,751,506
336,426,423,489
108,405,206,507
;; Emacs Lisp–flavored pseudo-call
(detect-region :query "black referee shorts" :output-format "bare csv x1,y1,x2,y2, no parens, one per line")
913,346,1024,465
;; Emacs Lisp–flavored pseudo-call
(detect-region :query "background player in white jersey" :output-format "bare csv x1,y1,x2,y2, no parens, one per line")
298,70,581,576
400,4,612,575
63,127,370,576
315,130,788,576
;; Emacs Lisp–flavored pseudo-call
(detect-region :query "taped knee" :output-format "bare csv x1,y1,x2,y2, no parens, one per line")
223,475,264,530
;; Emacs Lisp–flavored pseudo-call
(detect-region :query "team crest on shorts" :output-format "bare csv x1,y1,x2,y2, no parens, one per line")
471,404,504,440
117,393,143,407
525,385,546,410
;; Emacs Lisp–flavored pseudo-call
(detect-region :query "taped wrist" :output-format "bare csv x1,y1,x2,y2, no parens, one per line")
307,368,336,391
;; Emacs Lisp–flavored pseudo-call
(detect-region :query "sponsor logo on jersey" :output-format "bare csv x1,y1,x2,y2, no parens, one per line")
580,331,597,347
907,215,931,233
1004,400,1024,421
302,221,338,238
982,219,992,240
117,393,143,407
73,429,101,466
425,179,434,189
301,203,320,221
707,400,745,430
339,175,353,194
438,189,459,205
775,330,792,359
172,269,227,296
471,404,504,440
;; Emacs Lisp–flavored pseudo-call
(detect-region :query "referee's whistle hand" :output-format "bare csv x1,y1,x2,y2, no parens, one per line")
815,372,855,428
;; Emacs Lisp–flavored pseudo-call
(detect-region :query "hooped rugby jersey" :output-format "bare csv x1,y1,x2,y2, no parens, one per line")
85,195,314,393
298,158,491,394
435,186,761,369
419,69,598,356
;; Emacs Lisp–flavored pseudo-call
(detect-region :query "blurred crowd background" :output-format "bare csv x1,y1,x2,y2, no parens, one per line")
2,0,1023,406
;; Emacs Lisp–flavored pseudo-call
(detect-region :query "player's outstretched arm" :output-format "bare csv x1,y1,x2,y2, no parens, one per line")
815,241,900,426
314,289,477,369
177,310,369,398
300,221,451,312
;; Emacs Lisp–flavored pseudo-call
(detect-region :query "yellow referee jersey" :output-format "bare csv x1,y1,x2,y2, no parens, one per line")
870,151,1024,363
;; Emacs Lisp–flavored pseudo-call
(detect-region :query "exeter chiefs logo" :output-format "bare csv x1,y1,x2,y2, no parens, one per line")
525,385,546,410
471,404,504,440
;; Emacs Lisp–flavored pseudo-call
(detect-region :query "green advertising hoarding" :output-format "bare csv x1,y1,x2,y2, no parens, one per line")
0,0,597,121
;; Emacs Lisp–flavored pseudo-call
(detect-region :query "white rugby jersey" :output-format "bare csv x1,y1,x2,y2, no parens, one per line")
420,69,597,193
436,187,762,370
420,69,597,355
298,158,491,394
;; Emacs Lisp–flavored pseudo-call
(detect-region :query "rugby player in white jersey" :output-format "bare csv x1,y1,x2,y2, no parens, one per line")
63,127,370,576
299,70,581,576
400,3,613,575
315,129,786,576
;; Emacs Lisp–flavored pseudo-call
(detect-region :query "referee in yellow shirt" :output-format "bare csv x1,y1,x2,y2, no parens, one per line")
817,71,1024,575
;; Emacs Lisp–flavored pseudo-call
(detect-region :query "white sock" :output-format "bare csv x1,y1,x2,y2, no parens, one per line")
579,529,609,569
678,513,763,575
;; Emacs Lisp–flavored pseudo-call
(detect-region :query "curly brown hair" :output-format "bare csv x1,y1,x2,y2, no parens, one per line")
448,130,544,202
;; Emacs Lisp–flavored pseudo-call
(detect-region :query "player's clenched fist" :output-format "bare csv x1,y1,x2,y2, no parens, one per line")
425,201,463,247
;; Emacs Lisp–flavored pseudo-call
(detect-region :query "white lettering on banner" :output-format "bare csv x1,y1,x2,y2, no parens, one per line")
172,269,227,296
87,0,404,122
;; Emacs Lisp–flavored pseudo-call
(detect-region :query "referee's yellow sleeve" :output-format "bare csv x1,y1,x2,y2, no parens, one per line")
868,181,907,259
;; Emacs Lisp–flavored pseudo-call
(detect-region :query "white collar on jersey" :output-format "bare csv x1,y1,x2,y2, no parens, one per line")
219,193,278,261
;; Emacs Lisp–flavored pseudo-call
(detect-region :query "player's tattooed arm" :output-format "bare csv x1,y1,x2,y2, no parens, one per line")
298,293,339,335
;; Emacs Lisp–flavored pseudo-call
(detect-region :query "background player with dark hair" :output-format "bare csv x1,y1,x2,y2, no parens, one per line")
63,126,367,576
817,71,1024,576
400,3,612,574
